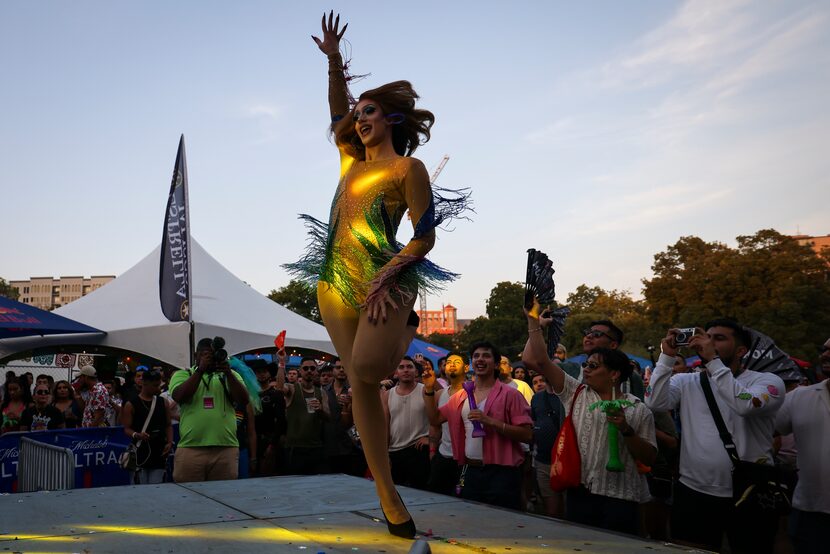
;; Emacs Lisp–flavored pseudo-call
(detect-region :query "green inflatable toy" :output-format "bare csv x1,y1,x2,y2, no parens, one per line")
589,398,633,472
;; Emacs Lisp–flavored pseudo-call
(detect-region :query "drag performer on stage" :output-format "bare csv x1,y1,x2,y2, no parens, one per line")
283,12,469,538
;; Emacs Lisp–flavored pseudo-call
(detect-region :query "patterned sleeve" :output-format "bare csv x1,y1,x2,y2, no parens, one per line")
632,402,657,449
88,386,108,413
554,371,580,412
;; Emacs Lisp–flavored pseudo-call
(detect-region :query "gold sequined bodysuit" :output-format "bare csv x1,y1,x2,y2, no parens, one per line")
283,53,467,312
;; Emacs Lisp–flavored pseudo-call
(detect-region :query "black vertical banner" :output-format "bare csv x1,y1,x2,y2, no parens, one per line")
159,135,192,322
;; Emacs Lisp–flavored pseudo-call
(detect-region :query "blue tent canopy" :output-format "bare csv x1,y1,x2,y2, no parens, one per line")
406,338,450,368
0,296,103,339
240,338,450,370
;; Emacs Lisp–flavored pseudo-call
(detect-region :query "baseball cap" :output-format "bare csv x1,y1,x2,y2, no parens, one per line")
79,365,96,377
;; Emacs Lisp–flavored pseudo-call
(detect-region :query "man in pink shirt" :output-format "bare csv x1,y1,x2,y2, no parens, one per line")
424,341,532,510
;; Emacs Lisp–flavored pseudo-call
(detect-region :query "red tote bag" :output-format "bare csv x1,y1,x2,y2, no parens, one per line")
549,384,585,492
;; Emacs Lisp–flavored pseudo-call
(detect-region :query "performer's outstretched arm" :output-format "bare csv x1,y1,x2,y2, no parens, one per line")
312,11,350,122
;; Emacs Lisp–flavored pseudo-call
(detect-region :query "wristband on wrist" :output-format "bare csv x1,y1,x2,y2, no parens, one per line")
424,389,435,396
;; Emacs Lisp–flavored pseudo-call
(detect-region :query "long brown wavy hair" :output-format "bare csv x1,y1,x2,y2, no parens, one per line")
333,80,435,160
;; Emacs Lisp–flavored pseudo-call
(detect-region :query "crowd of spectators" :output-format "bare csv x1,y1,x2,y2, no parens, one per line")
1,317,828,553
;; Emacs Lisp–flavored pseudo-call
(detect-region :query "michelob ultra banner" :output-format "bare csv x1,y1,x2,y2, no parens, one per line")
159,135,192,322
0,427,132,493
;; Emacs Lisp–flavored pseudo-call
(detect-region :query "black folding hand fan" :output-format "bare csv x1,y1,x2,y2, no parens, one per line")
524,249,570,357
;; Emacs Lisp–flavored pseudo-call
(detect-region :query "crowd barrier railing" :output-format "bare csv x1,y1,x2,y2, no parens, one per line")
17,436,76,492
0,427,132,493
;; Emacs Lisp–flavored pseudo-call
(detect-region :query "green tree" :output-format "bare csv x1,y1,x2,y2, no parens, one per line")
456,282,528,359
455,316,491,355
421,332,457,352
0,278,19,300
562,285,655,358
642,229,830,360
268,280,322,324
566,284,603,313
485,281,526,318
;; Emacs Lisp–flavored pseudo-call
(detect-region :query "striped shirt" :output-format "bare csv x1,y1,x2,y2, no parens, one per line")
557,373,655,503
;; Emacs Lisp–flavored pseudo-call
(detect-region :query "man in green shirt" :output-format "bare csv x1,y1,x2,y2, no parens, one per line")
170,337,250,482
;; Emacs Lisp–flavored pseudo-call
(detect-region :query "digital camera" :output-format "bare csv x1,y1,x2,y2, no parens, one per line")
211,336,228,364
674,328,697,347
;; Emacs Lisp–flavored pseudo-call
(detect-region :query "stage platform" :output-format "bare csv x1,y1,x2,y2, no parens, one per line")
0,474,701,553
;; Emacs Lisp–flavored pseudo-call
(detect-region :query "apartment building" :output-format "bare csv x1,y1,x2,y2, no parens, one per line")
10,275,115,311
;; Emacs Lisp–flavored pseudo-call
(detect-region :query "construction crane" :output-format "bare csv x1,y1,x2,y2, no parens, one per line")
419,155,450,335
430,155,450,184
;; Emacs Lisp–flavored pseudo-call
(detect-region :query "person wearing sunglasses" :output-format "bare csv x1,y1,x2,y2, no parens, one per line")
522,308,657,535
20,384,65,432
123,370,173,484
557,321,646,400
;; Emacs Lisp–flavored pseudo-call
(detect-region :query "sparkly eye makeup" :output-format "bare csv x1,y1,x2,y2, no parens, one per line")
353,104,377,121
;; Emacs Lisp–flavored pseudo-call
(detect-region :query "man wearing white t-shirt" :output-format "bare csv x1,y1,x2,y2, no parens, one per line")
775,375,830,554
646,319,785,554
382,357,432,490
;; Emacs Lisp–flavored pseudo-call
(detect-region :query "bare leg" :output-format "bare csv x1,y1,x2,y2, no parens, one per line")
318,283,418,529
317,283,359,369
350,295,417,525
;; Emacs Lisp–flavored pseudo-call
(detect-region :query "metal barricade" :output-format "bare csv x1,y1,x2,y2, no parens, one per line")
17,436,75,492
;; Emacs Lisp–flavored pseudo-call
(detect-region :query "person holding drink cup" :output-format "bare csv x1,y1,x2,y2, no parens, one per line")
282,356,330,475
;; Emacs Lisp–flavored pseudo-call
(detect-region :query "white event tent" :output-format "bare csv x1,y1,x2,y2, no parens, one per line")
0,239,334,367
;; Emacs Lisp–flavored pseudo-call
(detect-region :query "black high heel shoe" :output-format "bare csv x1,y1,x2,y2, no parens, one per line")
381,492,416,539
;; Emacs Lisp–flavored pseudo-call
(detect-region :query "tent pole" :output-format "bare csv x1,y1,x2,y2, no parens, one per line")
188,321,195,368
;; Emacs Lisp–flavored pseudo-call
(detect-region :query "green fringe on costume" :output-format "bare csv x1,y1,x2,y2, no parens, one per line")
283,192,465,310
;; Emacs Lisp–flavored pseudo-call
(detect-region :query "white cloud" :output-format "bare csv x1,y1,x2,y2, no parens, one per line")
246,103,282,120
610,0,755,83
242,102,286,145
555,184,733,236
524,0,830,167
704,8,828,100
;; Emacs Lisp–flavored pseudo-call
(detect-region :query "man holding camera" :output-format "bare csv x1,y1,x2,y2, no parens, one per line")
170,337,250,482
645,319,785,553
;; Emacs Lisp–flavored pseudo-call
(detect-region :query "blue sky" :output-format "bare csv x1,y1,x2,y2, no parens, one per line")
2,0,828,318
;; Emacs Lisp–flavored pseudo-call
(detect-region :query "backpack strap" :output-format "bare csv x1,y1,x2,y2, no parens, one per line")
699,372,740,467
